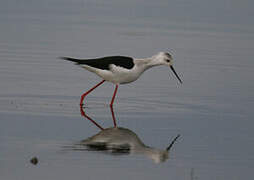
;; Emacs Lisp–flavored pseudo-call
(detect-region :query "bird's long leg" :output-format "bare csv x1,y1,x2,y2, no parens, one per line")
110,105,117,127
110,84,118,107
80,80,105,106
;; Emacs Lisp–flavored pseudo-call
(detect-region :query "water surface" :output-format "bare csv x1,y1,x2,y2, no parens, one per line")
1,0,254,180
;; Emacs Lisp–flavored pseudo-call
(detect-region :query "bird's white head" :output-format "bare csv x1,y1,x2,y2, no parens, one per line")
151,52,182,84
152,52,174,66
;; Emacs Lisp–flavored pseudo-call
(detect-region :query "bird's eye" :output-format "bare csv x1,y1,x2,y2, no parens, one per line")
166,59,170,63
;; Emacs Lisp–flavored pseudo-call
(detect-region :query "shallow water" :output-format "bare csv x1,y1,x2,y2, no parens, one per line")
1,0,254,180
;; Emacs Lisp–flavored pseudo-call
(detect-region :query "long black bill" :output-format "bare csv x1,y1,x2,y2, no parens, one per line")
170,65,182,84
166,134,180,152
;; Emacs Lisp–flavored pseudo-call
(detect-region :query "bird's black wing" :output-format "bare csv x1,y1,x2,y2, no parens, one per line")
61,56,135,70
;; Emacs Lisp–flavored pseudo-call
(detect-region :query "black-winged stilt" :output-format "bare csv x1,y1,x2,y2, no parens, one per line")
61,52,182,106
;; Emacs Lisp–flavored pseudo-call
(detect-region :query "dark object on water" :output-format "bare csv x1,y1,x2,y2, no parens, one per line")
30,157,38,165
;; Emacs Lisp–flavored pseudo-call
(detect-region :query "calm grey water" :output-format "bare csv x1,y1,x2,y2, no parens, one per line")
1,0,254,179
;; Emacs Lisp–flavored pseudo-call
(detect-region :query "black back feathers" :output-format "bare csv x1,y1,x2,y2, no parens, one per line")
61,56,135,70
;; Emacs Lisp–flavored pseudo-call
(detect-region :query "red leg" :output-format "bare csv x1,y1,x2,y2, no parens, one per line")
110,106,117,127
80,80,105,106
110,84,118,107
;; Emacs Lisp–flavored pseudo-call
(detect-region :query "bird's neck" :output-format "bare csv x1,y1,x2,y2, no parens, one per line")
135,58,158,70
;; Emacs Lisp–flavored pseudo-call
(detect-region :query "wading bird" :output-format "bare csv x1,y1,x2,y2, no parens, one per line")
61,52,182,106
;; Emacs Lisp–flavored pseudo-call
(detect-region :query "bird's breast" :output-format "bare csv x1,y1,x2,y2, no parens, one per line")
107,65,144,84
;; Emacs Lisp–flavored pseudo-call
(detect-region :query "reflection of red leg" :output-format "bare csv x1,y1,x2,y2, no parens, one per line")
110,106,117,127
80,106,104,130
110,84,118,107
80,80,105,106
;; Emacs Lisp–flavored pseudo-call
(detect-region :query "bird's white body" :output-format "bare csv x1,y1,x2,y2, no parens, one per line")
80,52,174,84
82,60,145,84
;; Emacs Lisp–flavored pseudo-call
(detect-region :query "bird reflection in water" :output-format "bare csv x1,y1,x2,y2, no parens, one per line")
68,106,180,163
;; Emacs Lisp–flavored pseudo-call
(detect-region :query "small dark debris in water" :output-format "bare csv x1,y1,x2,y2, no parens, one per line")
30,157,38,165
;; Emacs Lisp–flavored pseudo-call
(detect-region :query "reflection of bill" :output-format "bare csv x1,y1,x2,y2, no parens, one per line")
76,106,180,163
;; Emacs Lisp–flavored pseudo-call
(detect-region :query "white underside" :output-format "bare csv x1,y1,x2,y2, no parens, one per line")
80,64,146,84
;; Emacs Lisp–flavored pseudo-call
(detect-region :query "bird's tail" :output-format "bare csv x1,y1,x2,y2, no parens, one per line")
59,57,84,65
